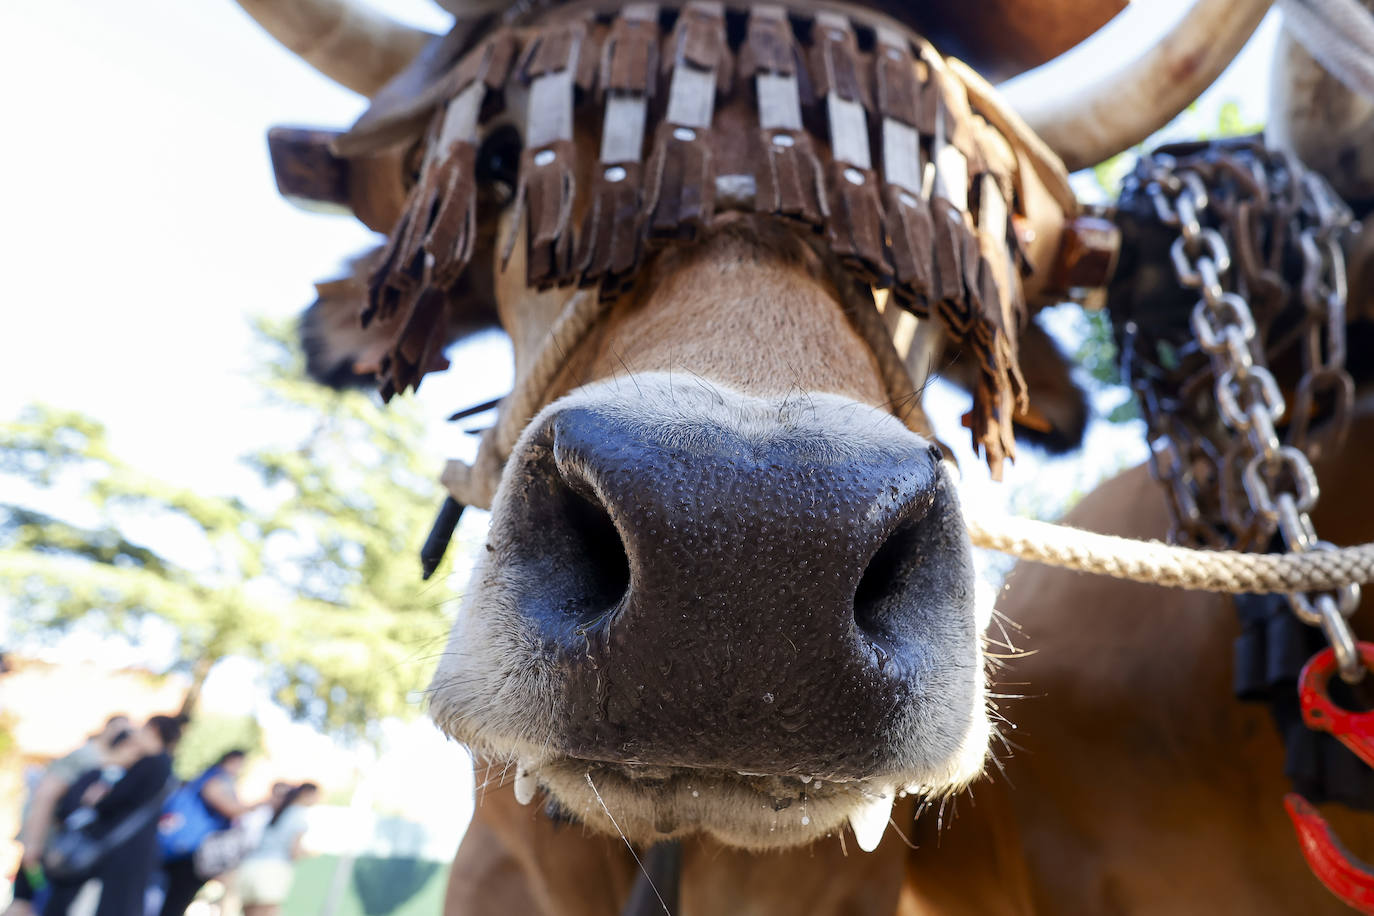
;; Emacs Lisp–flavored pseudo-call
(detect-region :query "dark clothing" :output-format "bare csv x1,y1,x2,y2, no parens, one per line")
55,770,104,822
158,855,206,916
11,865,38,901
44,753,172,916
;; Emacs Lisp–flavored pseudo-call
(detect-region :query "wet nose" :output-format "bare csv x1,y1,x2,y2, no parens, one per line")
489,399,975,776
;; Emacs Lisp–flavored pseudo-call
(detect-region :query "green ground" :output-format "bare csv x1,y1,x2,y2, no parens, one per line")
283,855,446,916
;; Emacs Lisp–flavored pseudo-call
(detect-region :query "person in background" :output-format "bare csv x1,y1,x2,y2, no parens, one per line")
216,781,292,916
4,715,131,916
54,729,147,820
236,782,291,851
236,783,319,916
158,749,253,916
43,715,184,916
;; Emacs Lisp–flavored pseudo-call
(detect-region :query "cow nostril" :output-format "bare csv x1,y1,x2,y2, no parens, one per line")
854,520,922,636
556,486,631,626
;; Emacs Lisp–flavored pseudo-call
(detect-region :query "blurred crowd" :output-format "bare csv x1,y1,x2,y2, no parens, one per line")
6,715,318,916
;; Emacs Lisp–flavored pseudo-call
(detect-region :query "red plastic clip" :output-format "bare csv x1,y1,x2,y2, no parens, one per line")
1286,644,1374,914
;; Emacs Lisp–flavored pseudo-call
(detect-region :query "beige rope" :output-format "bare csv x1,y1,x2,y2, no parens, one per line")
442,287,612,510
966,511,1374,594
442,286,1374,597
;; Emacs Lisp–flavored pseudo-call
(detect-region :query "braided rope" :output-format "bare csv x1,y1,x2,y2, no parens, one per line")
447,289,1374,598
492,288,610,458
442,288,611,510
966,511,1374,594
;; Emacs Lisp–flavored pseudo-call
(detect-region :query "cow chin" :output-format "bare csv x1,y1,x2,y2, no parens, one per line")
428,373,991,849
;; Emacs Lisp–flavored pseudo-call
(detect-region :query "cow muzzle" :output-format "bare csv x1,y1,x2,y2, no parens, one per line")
430,373,988,848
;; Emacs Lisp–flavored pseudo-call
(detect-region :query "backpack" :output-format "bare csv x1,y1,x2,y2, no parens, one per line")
157,768,229,860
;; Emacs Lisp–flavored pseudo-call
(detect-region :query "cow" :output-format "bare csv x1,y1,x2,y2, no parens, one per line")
226,0,1373,912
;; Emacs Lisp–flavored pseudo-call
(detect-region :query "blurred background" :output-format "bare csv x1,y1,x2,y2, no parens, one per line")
0,0,1285,912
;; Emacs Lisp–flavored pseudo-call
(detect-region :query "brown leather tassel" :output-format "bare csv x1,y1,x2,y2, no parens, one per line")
755,129,826,228
512,139,578,289
960,221,984,325
874,32,922,128
974,176,1028,416
744,8,821,228
665,2,733,94
602,6,660,96
644,121,714,241
969,375,1016,481
577,161,645,291
578,6,659,290
826,161,890,284
915,58,940,136
739,5,800,78
423,142,478,290
808,14,871,108
930,197,968,325
367,50,491,327
366,205,425,328
379,288,453,400
575,24,605,95
883,185,934,317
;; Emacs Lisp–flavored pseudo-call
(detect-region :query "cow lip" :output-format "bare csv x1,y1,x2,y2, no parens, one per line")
565,757,859,797
504,752,926,850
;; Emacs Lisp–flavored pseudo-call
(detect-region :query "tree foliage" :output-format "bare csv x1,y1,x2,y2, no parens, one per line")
0,321,456,737
173,713,264,781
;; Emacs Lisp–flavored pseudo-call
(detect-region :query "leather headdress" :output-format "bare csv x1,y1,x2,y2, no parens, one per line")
274,0,1084,474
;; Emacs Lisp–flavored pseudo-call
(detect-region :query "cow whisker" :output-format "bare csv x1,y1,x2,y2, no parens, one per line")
585,772,672,916
886,812,919,850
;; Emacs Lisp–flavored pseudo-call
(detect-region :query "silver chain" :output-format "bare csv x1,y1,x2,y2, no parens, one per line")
1146,154,1364,683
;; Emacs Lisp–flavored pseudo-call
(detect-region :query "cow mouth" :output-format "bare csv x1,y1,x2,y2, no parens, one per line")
492,753,949,851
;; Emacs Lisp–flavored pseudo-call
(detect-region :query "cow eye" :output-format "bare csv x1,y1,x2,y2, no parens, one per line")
477,125,522,206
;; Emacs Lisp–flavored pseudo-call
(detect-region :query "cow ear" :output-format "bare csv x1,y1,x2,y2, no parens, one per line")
299,249,390,390
936,317,1089,454
1007,318,1089,453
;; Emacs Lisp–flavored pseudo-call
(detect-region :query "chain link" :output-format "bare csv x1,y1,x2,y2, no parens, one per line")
1140,144,1364,682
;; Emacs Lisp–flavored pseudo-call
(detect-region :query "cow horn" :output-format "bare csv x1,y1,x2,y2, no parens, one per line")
232,0,437,97
1002,0,1273,172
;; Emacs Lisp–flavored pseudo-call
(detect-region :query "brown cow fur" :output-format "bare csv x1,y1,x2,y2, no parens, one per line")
902,406,1374,914
493,215,894,415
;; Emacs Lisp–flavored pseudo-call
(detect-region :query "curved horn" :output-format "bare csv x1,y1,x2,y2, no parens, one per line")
233,0,437,97
1002,0,1272,172
1267,0,1374,201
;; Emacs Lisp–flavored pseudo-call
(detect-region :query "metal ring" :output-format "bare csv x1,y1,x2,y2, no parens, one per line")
1217,365,1284,429
1190,292,1255,352
1315,595,1366,684
1170,228,1231,288
1276,492,1318,552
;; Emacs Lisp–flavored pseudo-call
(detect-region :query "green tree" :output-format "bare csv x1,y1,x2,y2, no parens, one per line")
173,713,264,780
0,321,457,737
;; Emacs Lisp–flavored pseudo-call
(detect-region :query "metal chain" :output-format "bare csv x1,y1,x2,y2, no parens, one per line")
1142,148,1364,682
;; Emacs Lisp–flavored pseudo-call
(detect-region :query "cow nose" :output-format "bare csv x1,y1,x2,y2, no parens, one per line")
490,399,975,777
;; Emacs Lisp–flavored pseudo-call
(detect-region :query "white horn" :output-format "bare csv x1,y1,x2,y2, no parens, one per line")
1267,0,1374,201
1003,0,1273,172
233,0,437,97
